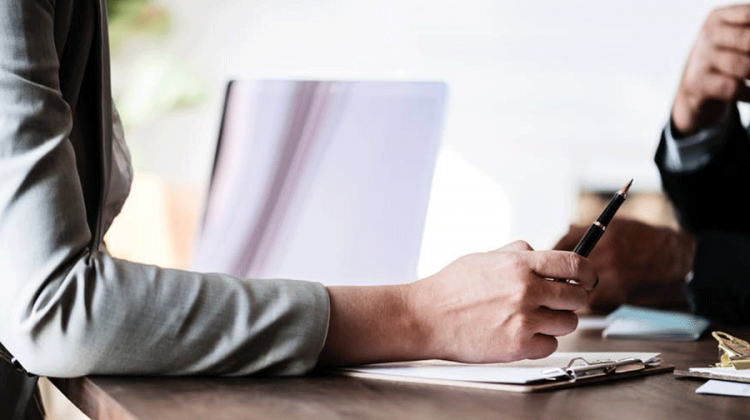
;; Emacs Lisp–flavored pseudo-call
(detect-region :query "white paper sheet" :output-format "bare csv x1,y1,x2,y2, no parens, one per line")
342,352,661,385
696,380,750,397
690,367,750,380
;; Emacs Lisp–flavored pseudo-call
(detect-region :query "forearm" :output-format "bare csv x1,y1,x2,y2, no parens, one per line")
319,284,429,366
1,249,330,377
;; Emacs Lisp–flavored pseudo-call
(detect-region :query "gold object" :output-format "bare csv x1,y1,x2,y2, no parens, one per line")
713,331,750,370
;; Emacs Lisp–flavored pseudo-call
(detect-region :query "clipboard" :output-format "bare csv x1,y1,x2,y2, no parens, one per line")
331,352,674,393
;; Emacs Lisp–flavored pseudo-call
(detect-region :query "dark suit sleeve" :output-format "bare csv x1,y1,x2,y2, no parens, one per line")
656,108,750,325
656,108,750,234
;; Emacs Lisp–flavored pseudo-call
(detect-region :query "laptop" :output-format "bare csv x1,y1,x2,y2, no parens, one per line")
191,80,446,285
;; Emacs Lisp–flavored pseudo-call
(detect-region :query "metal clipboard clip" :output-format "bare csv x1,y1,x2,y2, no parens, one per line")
713,331,750,370
541,357,649,382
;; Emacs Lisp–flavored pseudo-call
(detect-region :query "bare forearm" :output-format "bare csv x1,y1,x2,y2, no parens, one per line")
318,243,597,367
318,284,429,366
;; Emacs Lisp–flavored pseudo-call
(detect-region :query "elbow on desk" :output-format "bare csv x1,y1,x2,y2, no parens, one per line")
1,251,110,378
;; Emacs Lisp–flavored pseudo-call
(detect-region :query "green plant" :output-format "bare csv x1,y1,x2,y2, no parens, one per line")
107,0,170,52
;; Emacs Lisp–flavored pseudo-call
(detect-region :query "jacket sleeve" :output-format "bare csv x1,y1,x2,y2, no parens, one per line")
655,107,750,235
0,0,329,378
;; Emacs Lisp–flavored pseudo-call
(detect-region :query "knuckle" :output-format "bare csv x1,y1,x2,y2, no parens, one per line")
565,253,583,276
517,311,535,330
506,252,527,271
549,280,567,301
512,279,535,304
702,15,723,41
700,22,715,43
706,9,719,24
515,240,533,251
709,77,737,100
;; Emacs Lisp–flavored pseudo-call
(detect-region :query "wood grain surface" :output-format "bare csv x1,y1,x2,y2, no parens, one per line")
52,324,750,420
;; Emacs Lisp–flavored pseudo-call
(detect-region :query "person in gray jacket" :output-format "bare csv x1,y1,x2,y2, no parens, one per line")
0,1,597,418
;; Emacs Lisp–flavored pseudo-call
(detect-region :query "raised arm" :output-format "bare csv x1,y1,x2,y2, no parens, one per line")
658,3,750,233
671,4,750,137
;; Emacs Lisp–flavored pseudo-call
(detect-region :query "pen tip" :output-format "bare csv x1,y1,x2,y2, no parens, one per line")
618,179,633,197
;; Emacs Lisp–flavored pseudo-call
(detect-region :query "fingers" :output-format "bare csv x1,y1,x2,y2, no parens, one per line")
523,250,598,291
510,310,575,361
689,71,750,103
706,23,750,53
426,244,593,364
696,8,750,101
673,5,750,134
711,49,750,80
536,280,589,310
711,4,750,26
533,307,579,336
524,334,559,360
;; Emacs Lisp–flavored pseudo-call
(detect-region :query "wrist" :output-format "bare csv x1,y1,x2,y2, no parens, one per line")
401,281,436,360
319,284,431,365
671,93,730,138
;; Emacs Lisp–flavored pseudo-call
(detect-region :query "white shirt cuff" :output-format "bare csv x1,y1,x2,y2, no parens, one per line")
663,109,732,173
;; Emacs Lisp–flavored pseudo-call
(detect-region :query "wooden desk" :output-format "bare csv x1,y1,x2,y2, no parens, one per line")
52,325,750,420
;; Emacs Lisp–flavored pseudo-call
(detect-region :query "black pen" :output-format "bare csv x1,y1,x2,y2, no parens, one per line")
555,179,632,282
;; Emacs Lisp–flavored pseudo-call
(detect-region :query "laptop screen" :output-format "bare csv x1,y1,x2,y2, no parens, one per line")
191,80,445,285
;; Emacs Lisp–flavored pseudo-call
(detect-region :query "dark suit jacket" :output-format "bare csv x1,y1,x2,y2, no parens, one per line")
656,108,750,325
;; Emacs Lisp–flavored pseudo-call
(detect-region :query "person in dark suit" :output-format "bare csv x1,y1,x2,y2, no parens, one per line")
656,3,750,325
556,4,750,325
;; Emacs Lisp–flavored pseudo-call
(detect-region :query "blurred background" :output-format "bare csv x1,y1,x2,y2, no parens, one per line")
103,0,730,274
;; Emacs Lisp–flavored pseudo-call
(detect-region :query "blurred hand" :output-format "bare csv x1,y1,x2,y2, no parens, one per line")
554,218,696,313
408,240,597,363
672,4,750,137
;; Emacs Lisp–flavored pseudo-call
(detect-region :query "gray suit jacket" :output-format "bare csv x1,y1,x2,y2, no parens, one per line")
0,0,329,417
